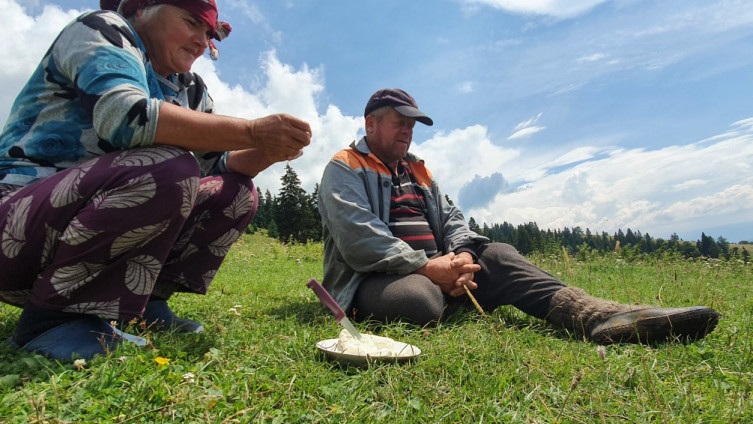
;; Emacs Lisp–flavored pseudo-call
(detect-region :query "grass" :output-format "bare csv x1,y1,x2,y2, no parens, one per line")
1,232,751,423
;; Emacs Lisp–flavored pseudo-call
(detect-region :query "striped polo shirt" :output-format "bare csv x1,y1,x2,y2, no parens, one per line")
388,160,438,257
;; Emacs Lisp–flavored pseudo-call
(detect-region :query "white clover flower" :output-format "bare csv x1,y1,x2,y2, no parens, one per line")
596,346,606,360
74,359,86,371
182,372,196,383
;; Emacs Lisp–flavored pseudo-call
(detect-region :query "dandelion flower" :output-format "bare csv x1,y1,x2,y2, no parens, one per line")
154,357,171,366
74,359,86,371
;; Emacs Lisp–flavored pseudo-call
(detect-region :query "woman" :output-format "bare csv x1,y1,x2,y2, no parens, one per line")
0,0,311,360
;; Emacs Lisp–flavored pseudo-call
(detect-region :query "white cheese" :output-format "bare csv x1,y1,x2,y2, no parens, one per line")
334,329,398,356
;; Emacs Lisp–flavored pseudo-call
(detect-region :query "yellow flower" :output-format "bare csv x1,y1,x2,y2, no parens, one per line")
154,357,171,366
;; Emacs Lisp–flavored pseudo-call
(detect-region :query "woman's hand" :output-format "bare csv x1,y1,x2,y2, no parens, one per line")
246,113,311,161
155,103,312,161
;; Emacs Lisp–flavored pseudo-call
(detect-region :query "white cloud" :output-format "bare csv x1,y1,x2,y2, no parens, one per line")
576,52,607,63
673,179,706,191
466,125,753,239
508,126,545,140
659,184,753,221
412,125,519,200
193,52,361,193
225,0,266,25
544,146,601,168
224,0,282,45
508,113,546,140
513,113,543,132
458,81,474,94
0,1,87,122
463,0,610,19
470,0,753,102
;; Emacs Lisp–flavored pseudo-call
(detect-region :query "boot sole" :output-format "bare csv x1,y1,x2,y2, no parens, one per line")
591,307,720,345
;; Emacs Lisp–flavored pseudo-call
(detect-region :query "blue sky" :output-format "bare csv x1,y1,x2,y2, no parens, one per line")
3,0,753,242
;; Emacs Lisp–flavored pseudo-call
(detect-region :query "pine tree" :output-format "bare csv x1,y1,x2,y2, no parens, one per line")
303,183,323,242
275,164,310,243
468,217,481,234
251,187,267,229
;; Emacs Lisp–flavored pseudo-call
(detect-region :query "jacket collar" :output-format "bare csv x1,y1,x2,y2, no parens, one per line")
351,136,424,164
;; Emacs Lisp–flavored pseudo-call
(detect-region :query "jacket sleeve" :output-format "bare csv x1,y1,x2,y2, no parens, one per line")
319,157,429,275
53,12,160,150
433,178,489,256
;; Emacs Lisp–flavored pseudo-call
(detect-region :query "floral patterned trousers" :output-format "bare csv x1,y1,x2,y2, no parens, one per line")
0,146,257,320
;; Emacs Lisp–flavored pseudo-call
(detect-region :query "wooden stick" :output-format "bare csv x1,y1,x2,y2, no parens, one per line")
464,285,485,315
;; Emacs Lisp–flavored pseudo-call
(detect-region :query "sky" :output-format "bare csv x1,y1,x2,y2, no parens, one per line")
2,0,752,243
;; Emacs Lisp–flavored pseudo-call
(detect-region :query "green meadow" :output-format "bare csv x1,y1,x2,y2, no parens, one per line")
1,232,751,423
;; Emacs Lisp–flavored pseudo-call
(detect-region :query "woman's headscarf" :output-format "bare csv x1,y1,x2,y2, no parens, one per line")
100,0,231,59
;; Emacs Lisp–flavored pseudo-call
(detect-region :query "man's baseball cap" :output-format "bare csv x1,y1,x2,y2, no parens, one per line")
364,88,433,126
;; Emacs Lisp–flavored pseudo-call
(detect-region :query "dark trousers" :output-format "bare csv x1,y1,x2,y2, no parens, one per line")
353,243,566,325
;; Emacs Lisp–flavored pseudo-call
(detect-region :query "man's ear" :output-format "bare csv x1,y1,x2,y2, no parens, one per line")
364,115,375,134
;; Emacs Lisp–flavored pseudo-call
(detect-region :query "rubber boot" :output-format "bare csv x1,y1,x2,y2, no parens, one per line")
546,287,719,344
142,299,204,334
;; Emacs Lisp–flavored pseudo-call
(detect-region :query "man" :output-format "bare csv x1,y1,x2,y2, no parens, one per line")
317,88,718,344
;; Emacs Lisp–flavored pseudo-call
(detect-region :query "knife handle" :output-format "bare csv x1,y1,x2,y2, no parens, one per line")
306,278,345,322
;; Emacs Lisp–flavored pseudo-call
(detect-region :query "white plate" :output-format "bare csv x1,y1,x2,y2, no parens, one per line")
316,338,422,366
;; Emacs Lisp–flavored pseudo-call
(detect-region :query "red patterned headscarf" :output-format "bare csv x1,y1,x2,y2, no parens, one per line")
100,0,232,59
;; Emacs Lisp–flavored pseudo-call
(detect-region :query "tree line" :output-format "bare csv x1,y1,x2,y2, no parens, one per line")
467,219,749,262
250,165,750,263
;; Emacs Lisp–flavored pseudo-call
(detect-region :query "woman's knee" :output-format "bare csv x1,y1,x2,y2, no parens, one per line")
225,174,258,219
143,146,201,182
196,174,257,224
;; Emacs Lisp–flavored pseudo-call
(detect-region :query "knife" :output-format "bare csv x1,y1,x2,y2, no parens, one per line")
306,278,362,340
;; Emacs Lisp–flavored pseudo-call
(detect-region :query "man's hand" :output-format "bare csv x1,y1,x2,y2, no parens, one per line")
415,252,480,297
449,252,477,297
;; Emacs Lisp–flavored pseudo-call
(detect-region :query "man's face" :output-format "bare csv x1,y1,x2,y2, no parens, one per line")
365,108,416,169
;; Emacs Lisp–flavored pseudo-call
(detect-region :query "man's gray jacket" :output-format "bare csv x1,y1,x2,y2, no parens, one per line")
318,136,489,311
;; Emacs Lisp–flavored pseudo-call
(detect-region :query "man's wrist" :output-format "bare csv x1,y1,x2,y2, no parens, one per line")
456,251,475,263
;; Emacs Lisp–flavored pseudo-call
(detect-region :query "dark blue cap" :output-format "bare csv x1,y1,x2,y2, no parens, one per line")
364,88,433,126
